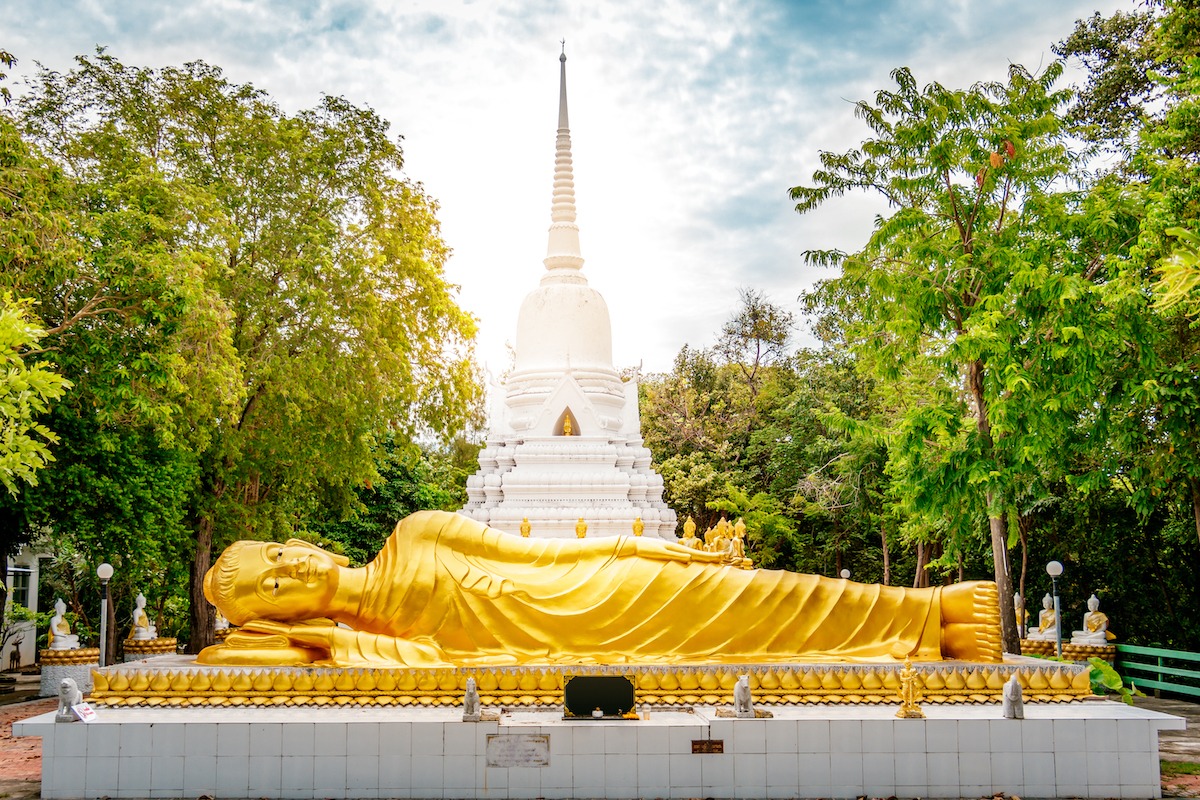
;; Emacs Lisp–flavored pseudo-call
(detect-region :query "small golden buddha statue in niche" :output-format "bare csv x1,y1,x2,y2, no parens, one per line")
199,511,1004,668
561,416,573,436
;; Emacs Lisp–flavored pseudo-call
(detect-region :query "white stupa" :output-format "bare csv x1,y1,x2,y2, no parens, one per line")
461,50,678,541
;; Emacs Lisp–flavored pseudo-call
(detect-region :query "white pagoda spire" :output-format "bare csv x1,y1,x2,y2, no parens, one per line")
459,48,679,541
543,46,585,280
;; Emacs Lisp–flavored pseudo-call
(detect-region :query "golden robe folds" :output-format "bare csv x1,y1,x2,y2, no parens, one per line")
200,511,1002,667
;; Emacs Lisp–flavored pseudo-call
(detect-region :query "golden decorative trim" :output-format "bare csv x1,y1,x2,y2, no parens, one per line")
1020,639,1116,663
89,659,1093,708
40,648,100,666
123,638,178,655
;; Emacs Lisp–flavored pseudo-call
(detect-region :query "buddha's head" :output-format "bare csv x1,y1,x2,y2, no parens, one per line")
204,539,349,625
1087,594,1100,612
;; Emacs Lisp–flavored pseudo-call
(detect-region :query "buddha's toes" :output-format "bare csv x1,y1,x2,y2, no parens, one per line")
941,581,1004,662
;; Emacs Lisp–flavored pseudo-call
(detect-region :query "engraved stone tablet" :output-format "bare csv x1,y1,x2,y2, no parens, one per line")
486,734,551,767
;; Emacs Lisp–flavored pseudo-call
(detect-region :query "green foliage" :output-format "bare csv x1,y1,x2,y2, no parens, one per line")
311,433,481,565
0,602,48,654
1154,226,1200,311
1088,656,1145,705
1161,761,1200,776
0,293,70,495
1053,9,1160,149
4,49,483,650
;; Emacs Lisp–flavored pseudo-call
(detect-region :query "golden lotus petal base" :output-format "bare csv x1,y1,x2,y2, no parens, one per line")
39,648,101,666
1020,639,1115,663
89,656,1092,709
123,638,179,656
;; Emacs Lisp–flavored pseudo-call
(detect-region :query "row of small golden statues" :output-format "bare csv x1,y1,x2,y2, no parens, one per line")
518,516,649,538
679,516,753,569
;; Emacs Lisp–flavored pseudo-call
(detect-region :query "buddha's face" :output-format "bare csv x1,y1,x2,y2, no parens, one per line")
227,542,342,622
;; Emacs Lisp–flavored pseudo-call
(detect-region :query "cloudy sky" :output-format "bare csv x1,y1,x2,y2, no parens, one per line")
7,0,1130,375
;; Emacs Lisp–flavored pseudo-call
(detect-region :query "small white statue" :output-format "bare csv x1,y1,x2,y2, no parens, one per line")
131,593,157,640
1014,592,1025,638
1071,594,1113,645
56,677,83,722
214,609,230,632
462,677,481,721
734,674,753,718
48,598,80,651
1002,675,1024,720
1025,593,1058,641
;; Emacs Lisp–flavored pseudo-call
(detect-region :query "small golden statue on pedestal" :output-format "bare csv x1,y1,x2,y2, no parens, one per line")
896,657,925,718
575,518,587,538
520,517,532,537
561,416,573,436
632,517,644,537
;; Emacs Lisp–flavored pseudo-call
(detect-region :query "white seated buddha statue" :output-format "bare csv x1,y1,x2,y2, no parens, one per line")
131,593,157,640
48,598,80,650
1071,594,1114,645
1025,593,1058,641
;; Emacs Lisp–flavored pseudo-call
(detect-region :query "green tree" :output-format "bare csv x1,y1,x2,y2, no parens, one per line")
8,51,482,651
0,293,70,495
790,64,1125,652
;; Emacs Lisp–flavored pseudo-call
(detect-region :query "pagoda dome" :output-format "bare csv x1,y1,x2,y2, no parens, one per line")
514,282,614,372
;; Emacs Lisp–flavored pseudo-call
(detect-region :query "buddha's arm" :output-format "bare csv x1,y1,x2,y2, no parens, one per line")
240,620,453,667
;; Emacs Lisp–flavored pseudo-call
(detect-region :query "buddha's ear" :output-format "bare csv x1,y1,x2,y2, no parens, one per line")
284,538,351,567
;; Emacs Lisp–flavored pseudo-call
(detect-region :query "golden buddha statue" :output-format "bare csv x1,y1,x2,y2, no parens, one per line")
575,518,587,538
561,416,573,436
199,510,1002,668
632,517,644,537
679,517,702,550
520,517,531,538
725,519,752,569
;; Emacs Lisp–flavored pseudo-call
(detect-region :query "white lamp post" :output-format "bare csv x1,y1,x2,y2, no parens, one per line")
96,563,113,667
1046,560,1063,659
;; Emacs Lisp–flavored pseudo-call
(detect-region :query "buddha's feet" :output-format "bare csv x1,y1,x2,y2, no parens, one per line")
940,580,1003,663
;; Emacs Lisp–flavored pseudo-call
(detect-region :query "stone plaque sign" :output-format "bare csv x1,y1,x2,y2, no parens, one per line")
692,739,724,754
486,734,551,767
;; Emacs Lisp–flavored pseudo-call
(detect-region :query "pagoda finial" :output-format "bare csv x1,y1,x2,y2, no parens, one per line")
544,45,584,278
557,42,569,130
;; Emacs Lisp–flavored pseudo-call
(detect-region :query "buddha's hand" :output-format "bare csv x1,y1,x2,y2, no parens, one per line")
624,537,722,564
241,620,346,657
241,620,450,667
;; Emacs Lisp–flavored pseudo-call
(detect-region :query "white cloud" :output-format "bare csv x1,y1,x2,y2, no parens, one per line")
5,0,1135,374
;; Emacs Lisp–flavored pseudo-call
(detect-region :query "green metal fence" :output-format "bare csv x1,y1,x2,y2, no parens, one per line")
1115,644,1200,699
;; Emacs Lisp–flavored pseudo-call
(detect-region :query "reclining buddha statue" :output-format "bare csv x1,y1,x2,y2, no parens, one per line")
199,510,1003,667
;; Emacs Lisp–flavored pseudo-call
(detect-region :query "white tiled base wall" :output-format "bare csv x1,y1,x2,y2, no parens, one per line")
15,701,1184,799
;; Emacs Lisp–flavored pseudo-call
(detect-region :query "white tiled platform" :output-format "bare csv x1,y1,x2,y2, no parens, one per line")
15,700,1184,799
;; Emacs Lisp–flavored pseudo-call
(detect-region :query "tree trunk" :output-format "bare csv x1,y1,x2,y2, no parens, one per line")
880,522,890,586
913,542,928,588
967,357,1020,654
1018,517,1029,639
188,514,215,655
1190,477,1200,550
987,501,1020,654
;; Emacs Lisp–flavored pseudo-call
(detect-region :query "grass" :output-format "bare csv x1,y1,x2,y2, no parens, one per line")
1162,760,1200,775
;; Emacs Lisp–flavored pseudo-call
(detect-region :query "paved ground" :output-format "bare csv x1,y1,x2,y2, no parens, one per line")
1137,696,1200,797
